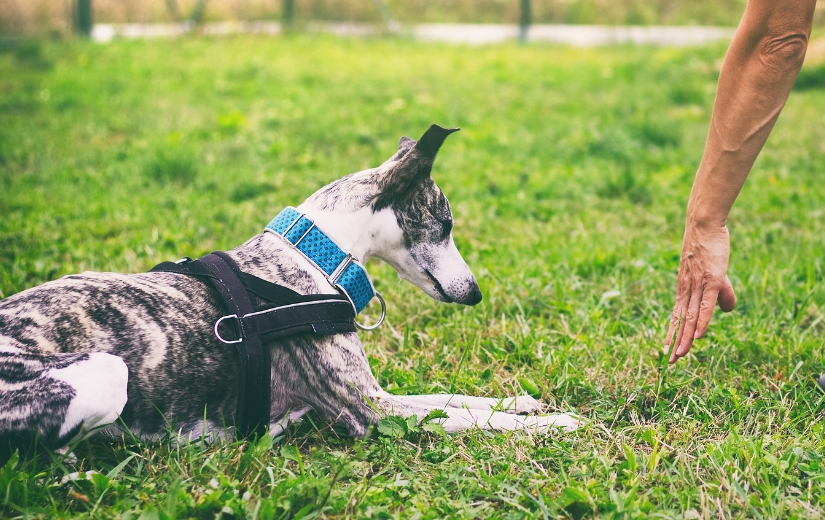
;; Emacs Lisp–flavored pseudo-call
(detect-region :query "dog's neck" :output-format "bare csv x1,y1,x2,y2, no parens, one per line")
294,203,400,265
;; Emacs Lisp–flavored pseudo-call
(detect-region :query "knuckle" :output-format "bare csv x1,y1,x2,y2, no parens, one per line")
700,270,728,288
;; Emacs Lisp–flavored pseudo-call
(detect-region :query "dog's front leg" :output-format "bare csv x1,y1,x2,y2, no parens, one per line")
376,392,580,433
433,408,580,433
268,406,312,438
272,335,580,437
271,334,389,438
384,393,543,414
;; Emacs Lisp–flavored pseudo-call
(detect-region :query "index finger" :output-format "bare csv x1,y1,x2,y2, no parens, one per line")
664,306,682,356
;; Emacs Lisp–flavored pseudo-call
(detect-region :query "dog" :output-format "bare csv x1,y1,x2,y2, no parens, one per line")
0,125,578,460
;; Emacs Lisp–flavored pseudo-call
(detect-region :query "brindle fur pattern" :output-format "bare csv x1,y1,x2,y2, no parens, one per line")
0,125,577,461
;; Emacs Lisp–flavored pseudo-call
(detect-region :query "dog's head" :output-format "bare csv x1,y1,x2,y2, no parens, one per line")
301,125,481,306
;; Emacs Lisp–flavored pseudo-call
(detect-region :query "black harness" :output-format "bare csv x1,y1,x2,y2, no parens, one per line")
151,251,356,438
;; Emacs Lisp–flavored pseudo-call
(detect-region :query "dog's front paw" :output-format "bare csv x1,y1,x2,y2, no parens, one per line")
520,413,581,433
500,394,542,414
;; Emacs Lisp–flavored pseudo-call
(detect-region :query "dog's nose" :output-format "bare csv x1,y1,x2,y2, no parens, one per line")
465,283,482,306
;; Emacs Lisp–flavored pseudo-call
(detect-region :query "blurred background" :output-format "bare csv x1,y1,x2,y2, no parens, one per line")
2,0,754,37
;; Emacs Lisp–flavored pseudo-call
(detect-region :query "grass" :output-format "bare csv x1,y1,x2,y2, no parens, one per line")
1,34,825,518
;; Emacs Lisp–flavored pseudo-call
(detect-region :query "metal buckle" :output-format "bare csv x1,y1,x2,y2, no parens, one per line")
328,253,354,284
293,222,316,248
354,292,386,331
281,212,303,240
174,257,193,264
214,314,243,344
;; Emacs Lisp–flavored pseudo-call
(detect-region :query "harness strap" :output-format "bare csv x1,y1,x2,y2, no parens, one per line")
150,252,357,439
151,258,351,307
200,252,270,439
237,300,356,338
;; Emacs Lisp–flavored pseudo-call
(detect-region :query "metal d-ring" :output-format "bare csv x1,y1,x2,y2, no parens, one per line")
354,292,386,331
214,314,243,344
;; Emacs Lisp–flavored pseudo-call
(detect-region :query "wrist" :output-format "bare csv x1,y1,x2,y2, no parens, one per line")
685,214,727,233
685,202,729,233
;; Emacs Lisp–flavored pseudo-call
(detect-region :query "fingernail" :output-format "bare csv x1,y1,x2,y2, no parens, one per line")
693,331,700,339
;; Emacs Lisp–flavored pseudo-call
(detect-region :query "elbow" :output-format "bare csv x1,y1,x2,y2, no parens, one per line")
758,31,809,73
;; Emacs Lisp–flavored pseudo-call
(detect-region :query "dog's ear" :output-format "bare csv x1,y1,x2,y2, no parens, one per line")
397,136,416,156
373,125,459,210
383,136,416,163
412,124,459,161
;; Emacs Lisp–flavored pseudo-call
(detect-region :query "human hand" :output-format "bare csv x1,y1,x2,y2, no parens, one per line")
665,224,737,363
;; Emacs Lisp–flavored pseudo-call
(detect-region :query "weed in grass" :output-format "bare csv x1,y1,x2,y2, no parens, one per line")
144,146,199,185
631,116,683,148
668,81,707,106
12,39,53,70
597,166,652,205
230,180,276,202
217,110,247,134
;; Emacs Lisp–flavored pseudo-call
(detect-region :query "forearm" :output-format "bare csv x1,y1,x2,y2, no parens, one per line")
687,0,815,229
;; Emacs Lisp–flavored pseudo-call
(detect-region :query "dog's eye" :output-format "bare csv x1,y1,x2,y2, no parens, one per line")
440,220,453,241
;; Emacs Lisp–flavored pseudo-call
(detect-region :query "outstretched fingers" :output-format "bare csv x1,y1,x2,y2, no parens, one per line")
669,277,737,363
666,224,734,363
692,286,720,340
665,268,693,361
693,276,735,339
672,287,702,360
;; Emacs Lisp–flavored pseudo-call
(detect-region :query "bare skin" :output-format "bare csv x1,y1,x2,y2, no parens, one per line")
666,0,816,363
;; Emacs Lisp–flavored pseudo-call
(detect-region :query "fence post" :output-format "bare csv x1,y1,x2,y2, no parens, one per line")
76,0,93,37
519,0,531,42
373,0,399,32
188,0,210,25
282,0,295,29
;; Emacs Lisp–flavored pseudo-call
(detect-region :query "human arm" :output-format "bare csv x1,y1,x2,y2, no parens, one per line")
665,0,816,363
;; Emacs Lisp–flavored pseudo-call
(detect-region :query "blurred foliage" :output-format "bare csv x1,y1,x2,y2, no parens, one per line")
795,62,825,91
2,0,751,36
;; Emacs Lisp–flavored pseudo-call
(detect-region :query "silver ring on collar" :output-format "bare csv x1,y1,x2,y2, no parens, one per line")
354,292,386,331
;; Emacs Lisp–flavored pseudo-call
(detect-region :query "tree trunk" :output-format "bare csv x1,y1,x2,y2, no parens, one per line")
189,0,210,24
282,0,295,28
76,0,92,37
164,0,183,22
519,0,531,42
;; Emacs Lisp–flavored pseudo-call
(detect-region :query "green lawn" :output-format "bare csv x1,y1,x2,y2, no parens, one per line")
1,35,824,518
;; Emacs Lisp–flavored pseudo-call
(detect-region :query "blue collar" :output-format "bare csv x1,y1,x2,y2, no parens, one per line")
264,207,376,315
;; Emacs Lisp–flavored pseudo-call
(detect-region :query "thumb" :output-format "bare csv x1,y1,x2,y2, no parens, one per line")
718,275,736,312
